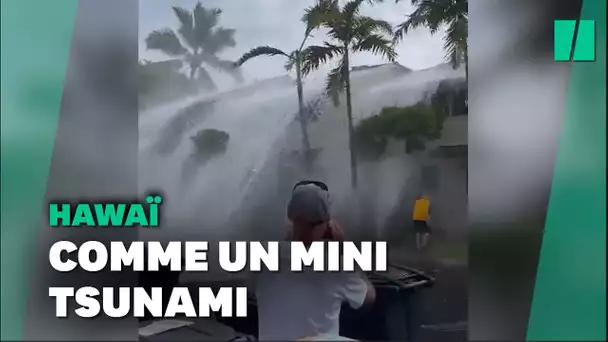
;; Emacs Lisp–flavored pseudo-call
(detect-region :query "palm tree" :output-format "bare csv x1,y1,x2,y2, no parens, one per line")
234,30,316,170
145,2,242,91
302,0,397,188
394,0,468,80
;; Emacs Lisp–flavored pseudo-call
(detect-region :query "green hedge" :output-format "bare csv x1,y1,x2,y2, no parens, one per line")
354,102,446,160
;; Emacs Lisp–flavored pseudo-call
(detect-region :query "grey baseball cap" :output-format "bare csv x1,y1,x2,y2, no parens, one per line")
287,183,331,224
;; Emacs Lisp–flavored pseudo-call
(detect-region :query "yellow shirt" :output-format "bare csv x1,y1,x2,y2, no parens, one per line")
412,198,430,221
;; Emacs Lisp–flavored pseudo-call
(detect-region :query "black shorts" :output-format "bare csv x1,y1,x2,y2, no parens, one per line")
413,220,431,234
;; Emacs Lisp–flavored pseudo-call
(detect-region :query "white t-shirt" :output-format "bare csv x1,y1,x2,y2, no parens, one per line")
252,242,369,341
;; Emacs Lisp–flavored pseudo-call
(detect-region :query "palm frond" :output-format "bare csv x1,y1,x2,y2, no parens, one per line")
352,34,397,62
353,16,394,38
145,29,188,56
172,6,198,51
342,0,367,21
443,32,463,69
172,5,193,27
446,45,461,69
145,1,241,89
192,4,222,46
326,23,349,42
443,15,467,68
284,51,298,71
393,0,447,42
446,0,468,19
341,0,389,22
301,43,343,75
235,46,289,67
446,15,468,47
203,55,243,82
393,9,436,43
394,0,467,43
324,59,348,106
302,0,341,35
205,56,236,71
202,27,236,55
415,0,453,28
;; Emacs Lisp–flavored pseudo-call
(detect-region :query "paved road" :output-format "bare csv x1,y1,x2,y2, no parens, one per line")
397,254,468,342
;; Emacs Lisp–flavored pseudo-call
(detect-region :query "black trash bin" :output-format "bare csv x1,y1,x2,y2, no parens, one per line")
138,264,182,322
214,292,259,337
339,264,434,341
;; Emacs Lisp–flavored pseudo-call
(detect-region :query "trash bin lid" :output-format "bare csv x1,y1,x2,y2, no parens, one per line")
370,264,434,290
297,334,358,341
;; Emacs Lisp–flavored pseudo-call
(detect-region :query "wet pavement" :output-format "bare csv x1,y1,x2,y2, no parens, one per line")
390,250,468,342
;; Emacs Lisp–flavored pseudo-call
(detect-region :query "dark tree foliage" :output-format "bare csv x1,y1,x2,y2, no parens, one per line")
190,128,230,159
180,128,230,188
395,0,468,79
145,2,241,91
354,101,446,160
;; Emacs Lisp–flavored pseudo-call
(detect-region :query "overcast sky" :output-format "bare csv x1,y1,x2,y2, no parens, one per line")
138,0,447,87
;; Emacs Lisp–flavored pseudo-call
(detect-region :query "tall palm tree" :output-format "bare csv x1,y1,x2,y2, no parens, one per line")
302,0,397,188
145,2,242,91
234,27,317,170
394,0,468,80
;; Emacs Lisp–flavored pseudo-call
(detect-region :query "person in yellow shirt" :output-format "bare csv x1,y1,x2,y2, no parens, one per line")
412,194,432,250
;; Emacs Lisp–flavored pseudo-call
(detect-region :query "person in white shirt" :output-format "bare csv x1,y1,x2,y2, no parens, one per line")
251,181,376,341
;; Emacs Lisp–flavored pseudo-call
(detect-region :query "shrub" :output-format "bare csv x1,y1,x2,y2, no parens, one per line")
190,129,230,160
180,129,230,187
353,102,445,159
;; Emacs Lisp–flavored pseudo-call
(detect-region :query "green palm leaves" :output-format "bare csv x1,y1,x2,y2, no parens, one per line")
394,0,468,76
233,36,317,172
145,2,242,91
300,0,397,187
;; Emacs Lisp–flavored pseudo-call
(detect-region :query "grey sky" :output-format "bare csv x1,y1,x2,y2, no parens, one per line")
138,0,446,86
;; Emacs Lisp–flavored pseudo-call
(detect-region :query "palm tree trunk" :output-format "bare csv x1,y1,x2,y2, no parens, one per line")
344,49,359,189
295,52,313,173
